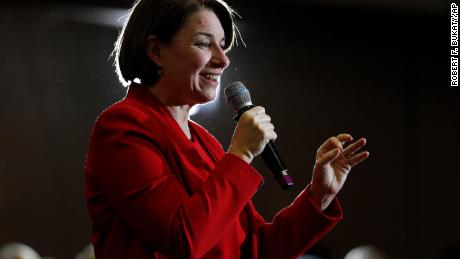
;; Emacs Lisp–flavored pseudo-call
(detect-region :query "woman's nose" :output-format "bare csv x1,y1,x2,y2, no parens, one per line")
211,46,230,69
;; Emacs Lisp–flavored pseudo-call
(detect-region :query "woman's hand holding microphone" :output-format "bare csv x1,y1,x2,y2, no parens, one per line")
228,106,276,164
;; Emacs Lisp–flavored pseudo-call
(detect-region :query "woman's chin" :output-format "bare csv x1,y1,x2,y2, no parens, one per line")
196,90,217,104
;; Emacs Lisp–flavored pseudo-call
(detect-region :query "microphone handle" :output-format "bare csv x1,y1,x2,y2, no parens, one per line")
260,141,294,190
234,105,294,190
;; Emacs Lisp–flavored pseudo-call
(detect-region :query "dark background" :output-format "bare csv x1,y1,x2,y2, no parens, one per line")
0,0,457,258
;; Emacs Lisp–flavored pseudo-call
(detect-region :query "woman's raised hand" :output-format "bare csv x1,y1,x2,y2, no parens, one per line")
310,133,369,210
228,106,277,164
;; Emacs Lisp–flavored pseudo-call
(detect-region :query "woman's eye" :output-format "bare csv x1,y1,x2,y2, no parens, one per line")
195,42,211,48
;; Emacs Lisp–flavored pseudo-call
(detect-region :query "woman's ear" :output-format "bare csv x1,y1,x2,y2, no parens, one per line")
145,35,163,66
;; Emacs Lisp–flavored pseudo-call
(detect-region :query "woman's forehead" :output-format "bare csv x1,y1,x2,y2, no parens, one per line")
180,10,225,40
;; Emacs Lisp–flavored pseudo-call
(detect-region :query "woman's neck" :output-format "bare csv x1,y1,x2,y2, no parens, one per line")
149,84,193,139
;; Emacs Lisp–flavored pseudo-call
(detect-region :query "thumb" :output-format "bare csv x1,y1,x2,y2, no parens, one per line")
316,148,340,166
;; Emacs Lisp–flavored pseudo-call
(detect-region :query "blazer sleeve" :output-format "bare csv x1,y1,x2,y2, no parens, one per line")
87,106,263,258
250,185,343,259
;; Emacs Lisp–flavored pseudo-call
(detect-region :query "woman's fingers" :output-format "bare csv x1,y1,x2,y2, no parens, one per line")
348,151,370,167
337,133,353,143
316,148,341,166
245,106,271,123
251,110,275,141
343,138,366,157
232,105,277,154
259,122,276,140
256,114,271,123
317,133,352,156
260,123,274,130
250,106,265,115
317,137,340,154
317,134,370,166
341,138,368,167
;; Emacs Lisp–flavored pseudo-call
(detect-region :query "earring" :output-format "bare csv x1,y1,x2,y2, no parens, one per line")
157,67,163,76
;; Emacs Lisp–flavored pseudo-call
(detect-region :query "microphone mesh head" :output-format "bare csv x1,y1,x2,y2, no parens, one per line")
224,81,253,111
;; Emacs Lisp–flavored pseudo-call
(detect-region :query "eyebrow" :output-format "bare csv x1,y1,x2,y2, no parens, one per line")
195,32,226,42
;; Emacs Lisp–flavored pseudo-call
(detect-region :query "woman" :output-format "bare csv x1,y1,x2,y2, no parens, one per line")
85,0,369,258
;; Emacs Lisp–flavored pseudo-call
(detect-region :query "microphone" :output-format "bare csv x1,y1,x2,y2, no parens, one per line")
224,81,294,190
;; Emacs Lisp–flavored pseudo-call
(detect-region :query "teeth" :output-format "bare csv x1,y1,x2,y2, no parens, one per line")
202,74,219,80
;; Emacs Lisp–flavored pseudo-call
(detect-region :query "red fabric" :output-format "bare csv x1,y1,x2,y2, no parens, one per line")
191,128,247,250
85,83,343,259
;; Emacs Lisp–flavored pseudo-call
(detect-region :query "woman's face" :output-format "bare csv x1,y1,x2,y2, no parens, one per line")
153,10,230,105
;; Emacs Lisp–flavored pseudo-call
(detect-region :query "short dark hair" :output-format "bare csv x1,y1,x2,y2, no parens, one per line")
113,0,238,86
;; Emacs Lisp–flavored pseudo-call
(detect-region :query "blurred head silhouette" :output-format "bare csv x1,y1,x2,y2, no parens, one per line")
344,245,387,259
75,244,95,259
0,243,42,259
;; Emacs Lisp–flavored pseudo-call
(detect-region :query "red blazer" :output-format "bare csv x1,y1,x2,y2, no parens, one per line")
85,83,343,259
